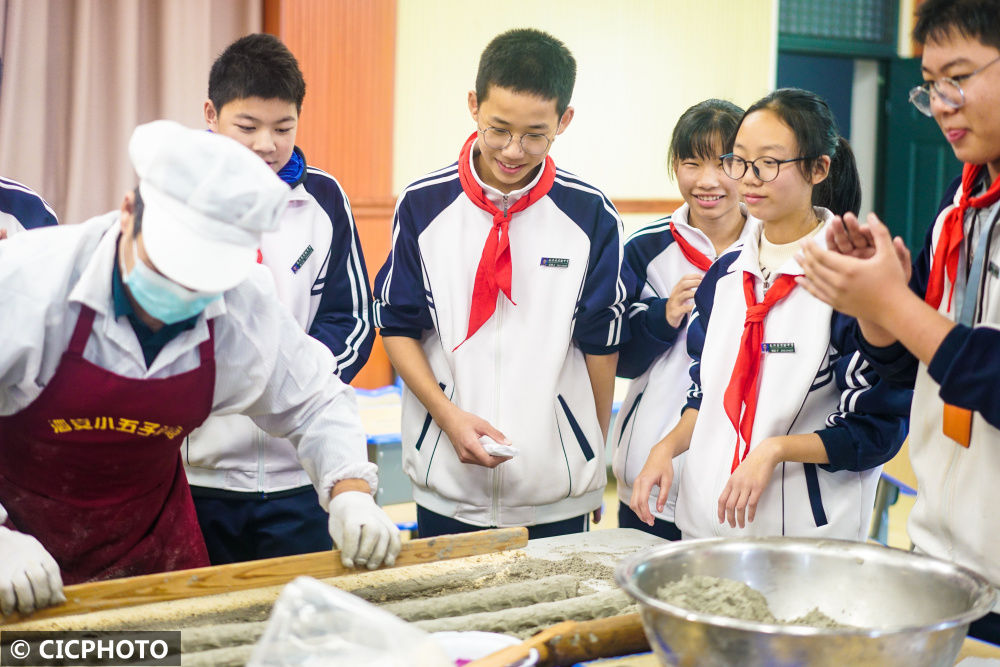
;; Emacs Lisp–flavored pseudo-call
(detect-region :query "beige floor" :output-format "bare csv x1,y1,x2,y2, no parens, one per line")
383,474,917,548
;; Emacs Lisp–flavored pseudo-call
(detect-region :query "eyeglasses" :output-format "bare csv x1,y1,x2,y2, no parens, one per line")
478,126,552,156
720,154,816,182
908,55,1000,117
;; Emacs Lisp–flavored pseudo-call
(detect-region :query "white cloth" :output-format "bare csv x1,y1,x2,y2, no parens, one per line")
327,491,401,569
0,214,378,513
0,526,64,616
479,436,519,458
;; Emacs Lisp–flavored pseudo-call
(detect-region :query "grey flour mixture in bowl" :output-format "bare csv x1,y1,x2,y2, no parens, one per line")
657,574,844,628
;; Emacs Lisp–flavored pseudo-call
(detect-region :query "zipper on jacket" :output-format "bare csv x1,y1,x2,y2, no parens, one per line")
491,294,504,526
257,429,265,494
501,194,509,217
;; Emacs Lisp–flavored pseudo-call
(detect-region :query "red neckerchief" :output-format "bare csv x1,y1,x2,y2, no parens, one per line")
454,131,556,350
722,271,798,473
925,163,1000,311
669,220,713,271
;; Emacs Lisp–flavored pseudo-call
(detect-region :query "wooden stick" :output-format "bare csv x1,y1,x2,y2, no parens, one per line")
465,613,649,667
2,527,528,625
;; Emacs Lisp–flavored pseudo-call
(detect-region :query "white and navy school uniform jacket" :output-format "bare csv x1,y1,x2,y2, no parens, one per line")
0,177,58,236
183,147,374,495
860,173,1000,587
613,204,749,520
675,210,910,540
374,145,627,527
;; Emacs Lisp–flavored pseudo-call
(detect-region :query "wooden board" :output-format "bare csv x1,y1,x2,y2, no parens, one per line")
2,527,527,625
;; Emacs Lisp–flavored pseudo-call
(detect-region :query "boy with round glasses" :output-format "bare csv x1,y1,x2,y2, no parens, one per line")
798,0,1000,642
374,28,627,539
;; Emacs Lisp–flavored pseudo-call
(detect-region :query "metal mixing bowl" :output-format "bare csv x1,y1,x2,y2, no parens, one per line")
615,537,996,667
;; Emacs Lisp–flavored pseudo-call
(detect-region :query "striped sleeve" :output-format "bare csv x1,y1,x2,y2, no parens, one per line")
303,169,374,383
373,180,444,337
617,218,685,378
0,177,58,234
683,262,721,413
816,312,911,472
552,173,627,354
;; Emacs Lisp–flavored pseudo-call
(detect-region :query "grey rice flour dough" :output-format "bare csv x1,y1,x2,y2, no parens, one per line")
657,575,844,628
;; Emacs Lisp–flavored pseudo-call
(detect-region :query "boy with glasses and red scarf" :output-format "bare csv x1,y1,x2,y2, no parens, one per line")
798,0,1000,643
374,28,627,539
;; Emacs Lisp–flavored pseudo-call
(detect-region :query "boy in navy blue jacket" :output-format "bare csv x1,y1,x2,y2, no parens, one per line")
182,34,377,564
798,0,1000,643
374,29,627,539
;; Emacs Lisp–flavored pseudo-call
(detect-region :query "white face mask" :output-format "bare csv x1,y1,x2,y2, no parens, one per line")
123,236,220,324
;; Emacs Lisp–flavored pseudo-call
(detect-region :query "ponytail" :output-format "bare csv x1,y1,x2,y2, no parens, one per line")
813,136,861,216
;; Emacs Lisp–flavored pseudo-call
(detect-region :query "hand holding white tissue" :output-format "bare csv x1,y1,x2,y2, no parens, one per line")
479,435,519,459
0,526,65,616
327,491,402,570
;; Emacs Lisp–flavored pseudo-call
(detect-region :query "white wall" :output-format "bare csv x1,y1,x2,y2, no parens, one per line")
850,59,881,222
393,0,778,201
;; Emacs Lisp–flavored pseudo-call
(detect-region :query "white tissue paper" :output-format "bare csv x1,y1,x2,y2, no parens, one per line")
480,436,519,458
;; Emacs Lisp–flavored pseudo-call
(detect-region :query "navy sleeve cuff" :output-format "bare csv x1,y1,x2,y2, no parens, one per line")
379,327,423,340
856,335,908,365
854,328,918,387
645,298,682,344
927,324,971,384
684,395,702,412
578,341,620,355
816,428,853,472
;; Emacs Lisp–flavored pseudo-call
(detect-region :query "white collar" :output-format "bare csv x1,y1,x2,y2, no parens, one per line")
468,144,545,208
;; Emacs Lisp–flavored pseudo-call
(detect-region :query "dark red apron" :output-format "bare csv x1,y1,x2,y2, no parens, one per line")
0,306,213,583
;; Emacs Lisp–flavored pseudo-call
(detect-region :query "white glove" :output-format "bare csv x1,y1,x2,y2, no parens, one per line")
327,491,402,570
0,526,65,616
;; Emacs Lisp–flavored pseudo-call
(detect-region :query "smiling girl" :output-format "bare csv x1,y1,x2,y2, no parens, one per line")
630,88,910,540
613,99,748,540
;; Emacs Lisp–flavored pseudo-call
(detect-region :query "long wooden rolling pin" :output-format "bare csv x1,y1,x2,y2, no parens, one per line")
1,527,528,624
466,613,649,667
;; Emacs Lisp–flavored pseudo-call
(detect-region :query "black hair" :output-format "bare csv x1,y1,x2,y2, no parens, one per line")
475,28,576,118
667,99,744,179
208,33,306,114
132,187,144,237
739,88,861,216
913,0,1000,51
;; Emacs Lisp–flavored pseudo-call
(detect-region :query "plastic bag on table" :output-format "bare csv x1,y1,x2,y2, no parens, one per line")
247,576,451,667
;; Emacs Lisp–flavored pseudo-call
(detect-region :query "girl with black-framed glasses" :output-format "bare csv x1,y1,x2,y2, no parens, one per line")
630,88,910,543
